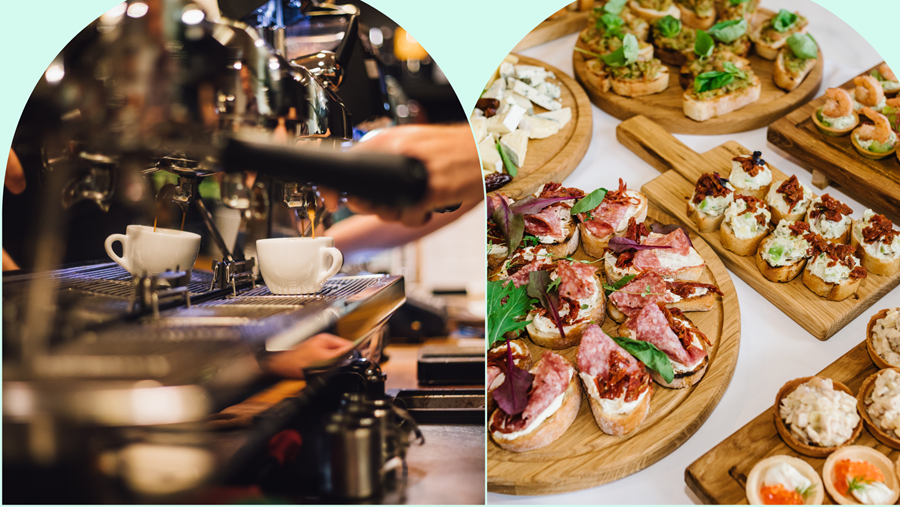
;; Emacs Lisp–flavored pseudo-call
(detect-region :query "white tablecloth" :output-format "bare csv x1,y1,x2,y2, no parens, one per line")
488,1,899,504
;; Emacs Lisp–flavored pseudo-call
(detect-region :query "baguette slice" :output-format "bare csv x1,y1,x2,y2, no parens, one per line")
579,193,649,258
686,200,726,233
850,227,900,276
773,49,816,92
769,206,806,227
755,238,807,283
610,66,670,98
677,3,715,29
754,25,808,61
683,74,762,122
604,250,705,283
525,275,606,349
607,288,717,323
618,320,710,389
580,372,652,436
801,267,862,301
629,0,681,22
720,221,768,256
489,358,582,453
654,44,691,67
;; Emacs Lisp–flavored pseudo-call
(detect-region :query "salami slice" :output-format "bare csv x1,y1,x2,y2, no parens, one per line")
558,260,597,300
521,352,571,422
628,304,693,365
524,207,564,238
609,272,673,316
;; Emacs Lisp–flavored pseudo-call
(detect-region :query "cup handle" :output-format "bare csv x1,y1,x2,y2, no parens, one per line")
317,247,343,285
104,234,130,272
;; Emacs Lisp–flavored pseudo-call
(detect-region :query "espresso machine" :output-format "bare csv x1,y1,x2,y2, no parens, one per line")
3,0,431,502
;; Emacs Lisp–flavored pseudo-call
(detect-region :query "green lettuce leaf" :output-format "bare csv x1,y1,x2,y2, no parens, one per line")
708,19,747,43
487,280,535,347
571,187,608,215
612,336,675,383
787,33,817,60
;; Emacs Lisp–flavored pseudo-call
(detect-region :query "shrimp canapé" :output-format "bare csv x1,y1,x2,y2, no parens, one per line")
878,64,898,83
823,88,854,118
857,107,893,144
853,75,886,109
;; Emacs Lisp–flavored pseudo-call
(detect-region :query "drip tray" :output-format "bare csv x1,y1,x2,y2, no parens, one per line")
388,389,485,425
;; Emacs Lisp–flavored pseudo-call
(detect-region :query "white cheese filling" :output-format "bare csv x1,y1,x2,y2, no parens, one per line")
762,462,813,493
851,479,894,505
853,209,900,260
669,287,708,302
669,326,705,374
808,200,851,240
689,182,735,217
766,180,812,215
808,251,858,284
730,159,773,191
613,190,646,234
494,368,573,440
856,130,897,152
821,112,858,130
873,308,900,367
723,198,771,239
580,371,649,415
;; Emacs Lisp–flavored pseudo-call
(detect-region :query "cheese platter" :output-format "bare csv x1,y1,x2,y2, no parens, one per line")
487,203,741,495
767,62,900,222
686,332,900,505
477,54,592,199
572,6,823,135
617,114,900,341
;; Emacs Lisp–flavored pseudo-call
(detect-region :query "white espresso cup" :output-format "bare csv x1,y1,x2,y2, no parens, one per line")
105,225,201,277
256,237,343,294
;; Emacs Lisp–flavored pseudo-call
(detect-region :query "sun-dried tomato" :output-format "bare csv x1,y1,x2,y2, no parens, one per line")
693,173,733,204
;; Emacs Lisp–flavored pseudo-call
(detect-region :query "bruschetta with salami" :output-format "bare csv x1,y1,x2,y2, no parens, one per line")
605,219,707,283
489,352,582,452
487,338,534,413
522,183,586,258
619,303,710,389
525,260,606,350
607,271,722,323
577,325,653,436
578,179,649,258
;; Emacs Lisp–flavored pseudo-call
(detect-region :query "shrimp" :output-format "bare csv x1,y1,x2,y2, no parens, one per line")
857,107,893,144
886,97,900,109
822,88,854,118
854,75,885,107
878,63,897,82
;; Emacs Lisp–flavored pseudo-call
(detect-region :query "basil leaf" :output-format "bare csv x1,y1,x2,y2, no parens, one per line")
694,70,733,93
603,273,637,296
571,187,608,215
787,32,817,60
597,12,624,38
601,33,638,67
487,280,534,347
657,15,681,39
772,9,798,33
722,61,746,79
492,198,525,256
728,0,749,4
708,19,747,43
603,0,628,14
497,141,518,178
612,336,675,383
493,340,534,415
527,271,566,339
694,29,714,57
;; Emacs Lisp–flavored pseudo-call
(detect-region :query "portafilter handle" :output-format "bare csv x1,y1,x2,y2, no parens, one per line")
220,137,428,207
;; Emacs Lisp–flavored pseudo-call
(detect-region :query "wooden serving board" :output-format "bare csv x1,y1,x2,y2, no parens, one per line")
487,204,741,496
513,9,592,52
572,9,823,135
767,62,900,222
490,54,593,199
618,114,900,340
685,340,890,505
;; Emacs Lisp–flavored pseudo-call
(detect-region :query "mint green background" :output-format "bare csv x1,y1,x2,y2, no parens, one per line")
0,0,897,198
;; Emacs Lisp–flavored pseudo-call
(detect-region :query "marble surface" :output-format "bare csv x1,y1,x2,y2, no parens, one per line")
488,1,897,504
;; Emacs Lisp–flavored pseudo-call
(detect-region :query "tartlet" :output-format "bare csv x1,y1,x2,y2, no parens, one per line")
822,446,900,505
866,308,900,370
856,368,900,450
774,376,863,458
746,455,825,505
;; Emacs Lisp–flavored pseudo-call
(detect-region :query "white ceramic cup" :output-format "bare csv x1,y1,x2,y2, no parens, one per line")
256,237,343,294
105,225,201,277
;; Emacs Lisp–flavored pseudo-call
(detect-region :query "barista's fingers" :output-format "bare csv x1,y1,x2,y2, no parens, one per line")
306,333,356,354
2,249,20,271
318,188,342,212
261,333,356,379
6,149,26,195
398,208,432,227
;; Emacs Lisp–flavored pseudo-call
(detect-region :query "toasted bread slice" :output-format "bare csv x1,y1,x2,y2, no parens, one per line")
769,206,806,227
604,250,704,284
629,1,681,22
677,3,715,29
755,242,807,283
526,276,606,349
610,66,670,97
687,200,726,233
489,362,582,452
655,44,691,67
580,372,652,436
801,267,861,301
541,219,581,258
683,74,762,122
618,321,709,389
721,221,768,256
754,26,808,61
773,50,816,92
850,231,900,276
607,290,717,323
730,183,769,201
579,196,650,258
581,51,611,93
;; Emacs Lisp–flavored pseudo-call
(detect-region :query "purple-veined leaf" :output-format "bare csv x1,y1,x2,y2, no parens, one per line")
607,236,674,253
650,223,694,248
493,340,534,415
713,172,731,188
492,198,525,256
509,196,571,215
526,271,566,339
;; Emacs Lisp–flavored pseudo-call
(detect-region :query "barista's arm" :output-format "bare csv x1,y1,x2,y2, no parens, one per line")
325,199,480,255
3,149,26,271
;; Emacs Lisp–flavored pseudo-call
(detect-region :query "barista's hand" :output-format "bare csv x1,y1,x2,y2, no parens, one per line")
320,124,482,227
3,149,25,271
261,333,356,379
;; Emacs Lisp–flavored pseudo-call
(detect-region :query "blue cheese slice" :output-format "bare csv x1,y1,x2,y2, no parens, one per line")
519,115,560,139
478,136,502,174
486,103,527,135
500,130,529,168
470,117,487,144
509,78,561,111
515,64,549,85
482,78,505,100
534,107,572,128
500,61,515,80
536,81,561,100
501,91,534,114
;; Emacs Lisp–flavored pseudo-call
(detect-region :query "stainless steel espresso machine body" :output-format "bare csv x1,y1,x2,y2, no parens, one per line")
3,1,426,502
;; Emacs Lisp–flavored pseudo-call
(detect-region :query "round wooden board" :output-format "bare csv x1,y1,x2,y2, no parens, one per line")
487,204,741,496
491,54,593,199
571,10,823,135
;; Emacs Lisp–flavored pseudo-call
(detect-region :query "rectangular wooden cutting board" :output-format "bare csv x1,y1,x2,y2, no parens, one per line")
618,115,900,340
767,62,900,222
684,341,886,505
